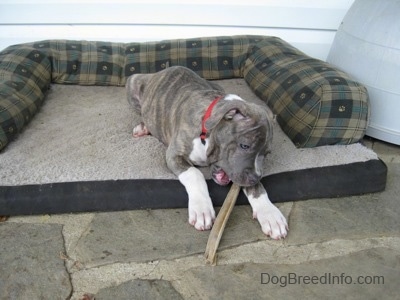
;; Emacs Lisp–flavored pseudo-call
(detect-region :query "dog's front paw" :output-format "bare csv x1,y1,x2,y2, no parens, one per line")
253,204,288,240
188,197,216,231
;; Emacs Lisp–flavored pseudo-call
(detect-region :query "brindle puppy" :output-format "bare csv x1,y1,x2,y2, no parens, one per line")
126,66,288,239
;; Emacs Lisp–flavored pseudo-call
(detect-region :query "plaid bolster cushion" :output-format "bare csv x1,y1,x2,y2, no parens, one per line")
31,36,260,84
243,37,369,147
0,35,369,150
124,36,261,80
0,46,51,150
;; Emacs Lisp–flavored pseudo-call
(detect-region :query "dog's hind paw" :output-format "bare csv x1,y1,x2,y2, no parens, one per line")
132,122,150,137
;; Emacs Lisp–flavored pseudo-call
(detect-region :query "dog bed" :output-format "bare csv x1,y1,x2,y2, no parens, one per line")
0,36,387,215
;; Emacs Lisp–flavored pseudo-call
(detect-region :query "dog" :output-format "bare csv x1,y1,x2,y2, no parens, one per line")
126,66,288,239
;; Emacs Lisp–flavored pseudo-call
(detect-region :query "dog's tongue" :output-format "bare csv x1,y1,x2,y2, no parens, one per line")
214,169,231,186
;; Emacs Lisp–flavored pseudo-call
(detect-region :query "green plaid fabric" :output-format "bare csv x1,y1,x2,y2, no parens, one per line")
124,36,261,80
243,37,369,147
0,35,369,150
0,46,51,150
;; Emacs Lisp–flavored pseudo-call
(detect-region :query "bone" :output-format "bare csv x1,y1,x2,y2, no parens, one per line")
204,183,241,265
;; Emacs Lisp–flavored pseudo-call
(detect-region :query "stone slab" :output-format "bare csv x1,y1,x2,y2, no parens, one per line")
0,223,72,300
286,163,399,245
94,279,183,300
180,247,399,299
370,139,400,164
72,205,291,267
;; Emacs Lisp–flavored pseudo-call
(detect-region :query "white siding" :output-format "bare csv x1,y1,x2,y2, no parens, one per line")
0,0,354,60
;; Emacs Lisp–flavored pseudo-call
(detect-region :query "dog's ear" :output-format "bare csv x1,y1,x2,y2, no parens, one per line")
264,116,274,155
223,109,246,121
205,101,248,130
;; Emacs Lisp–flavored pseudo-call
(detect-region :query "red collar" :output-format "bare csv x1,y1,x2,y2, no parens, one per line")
200,95,223,145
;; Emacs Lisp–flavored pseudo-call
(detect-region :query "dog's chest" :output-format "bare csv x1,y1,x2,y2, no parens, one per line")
188,137,209,166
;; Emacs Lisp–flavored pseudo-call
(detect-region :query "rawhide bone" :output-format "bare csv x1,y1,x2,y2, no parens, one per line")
204,183,240,265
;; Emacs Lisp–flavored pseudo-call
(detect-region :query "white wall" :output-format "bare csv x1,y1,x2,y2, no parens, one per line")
0,0,354,60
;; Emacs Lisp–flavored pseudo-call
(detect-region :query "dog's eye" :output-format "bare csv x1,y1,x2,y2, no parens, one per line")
239,143,250,150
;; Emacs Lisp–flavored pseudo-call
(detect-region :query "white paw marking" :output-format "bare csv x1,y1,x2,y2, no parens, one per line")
188,196,216,231
132,122,149,137
253,203,288,240
245,190,288,239
178,167,216,231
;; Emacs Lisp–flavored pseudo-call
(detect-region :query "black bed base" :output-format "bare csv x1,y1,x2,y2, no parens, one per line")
0,160,387,216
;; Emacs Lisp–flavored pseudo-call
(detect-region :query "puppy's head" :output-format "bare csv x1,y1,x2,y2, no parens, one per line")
205,98,273,187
